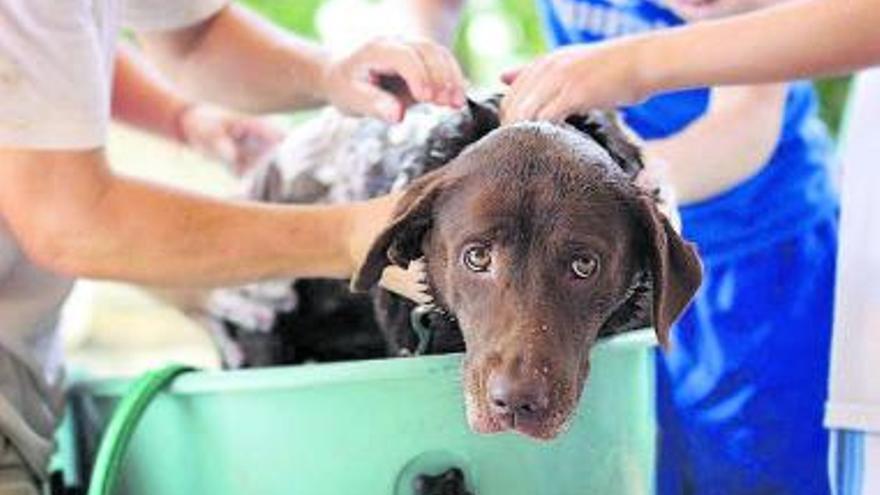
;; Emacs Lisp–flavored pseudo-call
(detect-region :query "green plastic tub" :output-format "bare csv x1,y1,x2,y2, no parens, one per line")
65,331,657,495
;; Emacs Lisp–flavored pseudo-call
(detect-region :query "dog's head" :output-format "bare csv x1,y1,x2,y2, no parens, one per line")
353,98,702,440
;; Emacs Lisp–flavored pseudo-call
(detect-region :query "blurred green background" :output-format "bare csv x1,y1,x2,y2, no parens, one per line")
239,0,851,136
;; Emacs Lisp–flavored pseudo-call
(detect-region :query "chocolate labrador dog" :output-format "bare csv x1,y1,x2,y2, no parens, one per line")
202,96,702,441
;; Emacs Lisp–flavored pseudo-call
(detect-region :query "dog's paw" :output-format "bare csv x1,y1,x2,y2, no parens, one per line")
412,467,474,495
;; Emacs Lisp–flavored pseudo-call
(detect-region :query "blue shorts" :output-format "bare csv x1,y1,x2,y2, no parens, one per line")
656,215,837,495
830,430,866,495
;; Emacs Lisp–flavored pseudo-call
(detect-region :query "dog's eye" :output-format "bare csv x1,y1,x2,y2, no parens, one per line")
571,257,598,279
463,245,492,272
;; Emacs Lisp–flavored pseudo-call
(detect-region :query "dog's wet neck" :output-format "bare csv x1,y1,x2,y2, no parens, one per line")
597,270,653,339
404,258,459,355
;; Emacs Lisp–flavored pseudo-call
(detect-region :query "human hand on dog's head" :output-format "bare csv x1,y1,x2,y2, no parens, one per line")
321,37,467,123
178,104,285,176
499,40,650,123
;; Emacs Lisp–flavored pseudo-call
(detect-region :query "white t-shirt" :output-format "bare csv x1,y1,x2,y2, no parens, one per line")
0,0,227,479
825,68,880,434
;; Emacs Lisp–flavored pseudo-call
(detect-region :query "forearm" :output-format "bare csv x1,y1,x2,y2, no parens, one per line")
112,45,188,142
640,0,880,93
138,5,328,113
645,84,786,203
0,149,374,286
53,178,357,285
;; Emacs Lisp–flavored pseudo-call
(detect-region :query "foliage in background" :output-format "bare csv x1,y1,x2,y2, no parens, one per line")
239,0,324,38
816,77,852,136
239,0,850,137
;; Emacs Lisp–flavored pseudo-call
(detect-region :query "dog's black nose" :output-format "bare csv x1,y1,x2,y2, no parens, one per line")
487,373,549,424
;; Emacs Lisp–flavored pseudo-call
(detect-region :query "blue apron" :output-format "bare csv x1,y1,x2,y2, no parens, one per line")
536,1,839,493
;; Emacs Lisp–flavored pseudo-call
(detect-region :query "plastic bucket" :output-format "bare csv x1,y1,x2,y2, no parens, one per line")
65,331,657,495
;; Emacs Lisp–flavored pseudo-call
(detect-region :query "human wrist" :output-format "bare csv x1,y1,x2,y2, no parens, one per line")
628,35,666,103
343,193,402,275
636,25,710,97
340,202,365,275
306,47,334,107
172,102,198,144
320,201,368,278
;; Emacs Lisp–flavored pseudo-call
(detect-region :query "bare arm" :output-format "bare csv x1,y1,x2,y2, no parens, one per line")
646,84,786,203
138,4,465,119
0,148,396,286
645,0,880,92
137,5,328,114
112,45,188,142
502,0,880,121
642,0,880,92
112,45,284,174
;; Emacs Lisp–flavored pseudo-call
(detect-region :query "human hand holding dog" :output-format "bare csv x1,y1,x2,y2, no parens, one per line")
322,37,467,123
500,39,650,123
178,105,285,175
112,46,284,175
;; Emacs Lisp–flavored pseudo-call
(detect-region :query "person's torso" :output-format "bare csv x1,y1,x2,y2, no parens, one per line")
0,220,72,379
0,0,119,476
0,0,229,386
0,217,72,477
536,0,839,260
826,68,880,433
0,0,126,396
0,0,228,478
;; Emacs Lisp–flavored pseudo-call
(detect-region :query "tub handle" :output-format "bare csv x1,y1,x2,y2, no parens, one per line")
412,467,474,495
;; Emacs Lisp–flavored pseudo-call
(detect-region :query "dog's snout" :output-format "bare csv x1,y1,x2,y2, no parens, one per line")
487,372,550,425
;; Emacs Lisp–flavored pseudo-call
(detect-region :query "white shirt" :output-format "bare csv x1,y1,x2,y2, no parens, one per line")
825,68,880,434
0,0,227,479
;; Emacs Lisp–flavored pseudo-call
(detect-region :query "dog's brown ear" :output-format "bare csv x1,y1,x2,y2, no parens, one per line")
566,112,644,179
633,195,703,348
421,96,501,170
351,170,450,292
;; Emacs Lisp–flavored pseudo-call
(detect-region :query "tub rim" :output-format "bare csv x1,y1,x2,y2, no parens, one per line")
71,329,655,398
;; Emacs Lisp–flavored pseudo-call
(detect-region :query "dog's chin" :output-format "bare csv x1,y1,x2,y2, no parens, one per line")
513,420,568,441
464,396,573,440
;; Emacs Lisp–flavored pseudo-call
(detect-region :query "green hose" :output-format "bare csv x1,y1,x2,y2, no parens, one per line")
87,364,195,495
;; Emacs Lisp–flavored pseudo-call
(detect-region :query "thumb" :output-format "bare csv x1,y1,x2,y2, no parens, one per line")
347,82,405,123
500,67,523,85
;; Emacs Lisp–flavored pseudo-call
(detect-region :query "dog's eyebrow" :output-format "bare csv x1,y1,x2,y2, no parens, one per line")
556,235,614,254
453,226,504,246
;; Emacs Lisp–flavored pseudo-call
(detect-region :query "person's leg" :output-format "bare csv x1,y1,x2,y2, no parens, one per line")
657,217,837,495
0,437,40,495
831,430,880,495
0,350,62,495
865,433,880,494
